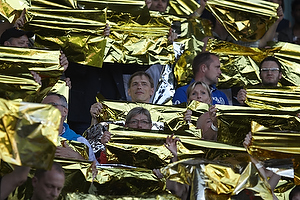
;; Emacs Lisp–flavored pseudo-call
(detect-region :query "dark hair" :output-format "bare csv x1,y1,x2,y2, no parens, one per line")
289,185,300,200
192,52,217,76
260,56,282,72
46,92,68,109
0,27,34,45
125,107,152,125
34,162,64,179
128,71,154,89
292,0,300,12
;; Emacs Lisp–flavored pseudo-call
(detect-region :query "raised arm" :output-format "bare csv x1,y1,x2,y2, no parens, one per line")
90,102,103,125
1,165,30,200
191,0,207,18
258,6,283,48
164,134,180,162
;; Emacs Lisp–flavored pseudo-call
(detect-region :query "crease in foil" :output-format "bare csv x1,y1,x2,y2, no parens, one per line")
205,39,300,88
206,0,278,42
0,46,63,102
0,99,60,169
160,158,274,199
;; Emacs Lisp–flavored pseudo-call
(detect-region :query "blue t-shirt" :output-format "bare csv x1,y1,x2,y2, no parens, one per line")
62,123,97,162
62,123,82,141
172,81,229,105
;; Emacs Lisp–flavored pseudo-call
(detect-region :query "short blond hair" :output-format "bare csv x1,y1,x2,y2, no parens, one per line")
187,81,211,102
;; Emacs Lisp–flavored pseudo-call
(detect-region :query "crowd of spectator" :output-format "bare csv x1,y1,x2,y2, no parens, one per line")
1,0,300,199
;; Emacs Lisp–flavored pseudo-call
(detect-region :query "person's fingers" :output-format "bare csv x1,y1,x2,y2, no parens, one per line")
59,52,69,71
103,23,111,36
15,8,26,28
62,141,70,148
103,134,111,141
174,137,180,143
91,103,103,116
104,131,111,137
30,71,42,85
165,135,171,144
65,78,72,88
243,132,253,148
153,168,163,179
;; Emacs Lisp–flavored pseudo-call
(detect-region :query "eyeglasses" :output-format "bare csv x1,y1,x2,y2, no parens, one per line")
261,68,280,72
127,119,151,126
48,102,66,108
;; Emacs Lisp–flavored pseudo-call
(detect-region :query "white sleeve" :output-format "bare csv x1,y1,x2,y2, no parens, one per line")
77,136,97,163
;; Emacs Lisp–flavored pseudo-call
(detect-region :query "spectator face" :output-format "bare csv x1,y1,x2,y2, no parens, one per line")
260,61,282,87
188,84,211,104
126,113,152,130
203,55,222,86
31,169,65,200
149,0,168,12
4,35,29,48
128,75,154,103
42,95,68,120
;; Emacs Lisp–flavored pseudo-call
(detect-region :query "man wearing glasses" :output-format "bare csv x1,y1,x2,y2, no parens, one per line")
42,93,97,162
236,56,282,105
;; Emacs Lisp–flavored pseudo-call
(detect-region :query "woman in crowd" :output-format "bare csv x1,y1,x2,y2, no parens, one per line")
85,105,153,163
184,81,218,141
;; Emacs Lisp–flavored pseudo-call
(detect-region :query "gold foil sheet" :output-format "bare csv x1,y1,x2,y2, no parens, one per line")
274,180,295,200
173,37,205,87
204,39,300,88
96,98,188,131
77,0,199,16
91,99,247,168
4,1,211,68
105,120,246,169
272,41,300,86
168,0,199,16
217,104,300,146
160,158,274,199
8,158,169,199
31,0,77,9
104,11,174,65
24,6,175,67
206,0,278,42
96,99,204,132
96,99,300,149
0,46,63,102
65,193,180,200
62,159,165,195
78,0,210,66
0,0,17,22
25,8,107,68
248,121,300,183
56,136,89,161
106,124,205,169
0,98,60,169
77,0,146,12
105,12,211,66
244,86,300,111
47,79,69,103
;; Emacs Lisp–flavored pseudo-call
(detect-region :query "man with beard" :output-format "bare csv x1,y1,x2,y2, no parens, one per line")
236,56,282,105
